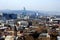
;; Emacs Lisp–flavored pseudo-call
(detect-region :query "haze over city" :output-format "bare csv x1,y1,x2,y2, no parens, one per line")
0,0,60,40
0,0,60,12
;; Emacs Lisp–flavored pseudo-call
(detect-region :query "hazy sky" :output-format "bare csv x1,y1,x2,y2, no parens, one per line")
0,0,60,11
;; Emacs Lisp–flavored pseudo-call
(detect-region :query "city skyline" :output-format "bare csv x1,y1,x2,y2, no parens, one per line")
0,0,60,12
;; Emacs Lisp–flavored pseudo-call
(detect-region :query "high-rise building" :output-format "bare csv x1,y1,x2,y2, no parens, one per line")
3,13,17,20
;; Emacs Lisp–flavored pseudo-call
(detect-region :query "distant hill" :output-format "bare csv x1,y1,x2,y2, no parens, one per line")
0,10,60,16
0,10,45,16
